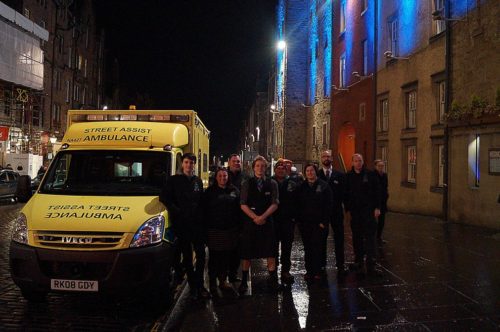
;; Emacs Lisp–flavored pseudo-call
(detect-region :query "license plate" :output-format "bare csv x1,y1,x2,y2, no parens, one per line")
50,279,98,292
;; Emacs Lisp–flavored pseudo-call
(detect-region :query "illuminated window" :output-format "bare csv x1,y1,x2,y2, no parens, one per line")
407,145,417,183
362,40,368,75
24,8,30,18
377,99,389,132
340,0,346,33
468,134,480,187
388,18,398,56
68,47,72,68
84,59,88,77
434,0,446,34
312,126,317,146
438,81,446,124
339,53,346,87
406,90,417,128
82,87,86,105
58,35,64,54
74,85,79,101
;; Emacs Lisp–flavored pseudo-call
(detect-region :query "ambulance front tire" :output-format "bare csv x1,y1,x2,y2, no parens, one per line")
20,289,47,302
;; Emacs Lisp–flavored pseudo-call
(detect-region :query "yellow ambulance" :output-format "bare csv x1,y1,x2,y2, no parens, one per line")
9,110,210,302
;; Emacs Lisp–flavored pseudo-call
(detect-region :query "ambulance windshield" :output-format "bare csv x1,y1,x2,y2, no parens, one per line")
40,150,171,196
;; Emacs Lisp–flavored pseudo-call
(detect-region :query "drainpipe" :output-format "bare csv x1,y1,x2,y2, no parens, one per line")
373,0,378,163
443,0,452,221
49,2,59,132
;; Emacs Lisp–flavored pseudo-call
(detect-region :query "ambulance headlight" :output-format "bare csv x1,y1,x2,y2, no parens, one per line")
12,213,28,244
130,215,165,248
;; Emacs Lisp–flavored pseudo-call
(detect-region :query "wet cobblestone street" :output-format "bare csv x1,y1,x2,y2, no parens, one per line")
1,200,499,331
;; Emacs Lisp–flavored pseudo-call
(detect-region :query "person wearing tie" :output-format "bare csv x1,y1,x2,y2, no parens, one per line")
239,156,280,293
317,150,348,277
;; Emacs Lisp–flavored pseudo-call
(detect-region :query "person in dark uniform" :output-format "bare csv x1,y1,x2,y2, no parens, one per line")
239,155,279,293
203,168,240,293
374,160,389,243
296,163,333,281
226,153,247,282
161,153,210,299
317,150,348,277
345,153,382,277
271,160,298,286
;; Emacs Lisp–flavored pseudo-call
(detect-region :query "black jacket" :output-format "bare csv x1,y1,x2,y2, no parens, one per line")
375,171,389,212
318,168,347,215
160,174,204,234
272,176,299,222
296,179,333,225
203,184,240,230
228,170,248,191
345,168,381,213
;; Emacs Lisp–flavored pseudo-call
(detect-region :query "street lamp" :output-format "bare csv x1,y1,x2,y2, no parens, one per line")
49,135,57,144
277,40,286,50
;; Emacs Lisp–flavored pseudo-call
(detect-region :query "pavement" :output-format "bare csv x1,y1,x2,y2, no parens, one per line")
0,200,499,331
166,213,500,331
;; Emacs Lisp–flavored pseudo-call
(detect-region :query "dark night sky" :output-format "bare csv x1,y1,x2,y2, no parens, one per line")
95,1,276,158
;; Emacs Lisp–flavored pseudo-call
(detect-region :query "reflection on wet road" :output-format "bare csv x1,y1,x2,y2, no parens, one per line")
174,212,499,331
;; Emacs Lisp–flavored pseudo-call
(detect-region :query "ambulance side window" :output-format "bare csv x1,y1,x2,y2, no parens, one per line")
176,153,182,175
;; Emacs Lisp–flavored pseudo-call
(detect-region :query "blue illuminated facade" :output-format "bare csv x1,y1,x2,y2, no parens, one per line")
276,0,286,113
308,1,318,105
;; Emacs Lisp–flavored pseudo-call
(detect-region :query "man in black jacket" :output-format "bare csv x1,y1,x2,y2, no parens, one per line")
317,150,348,276
345,153,382,277
161,153,210,299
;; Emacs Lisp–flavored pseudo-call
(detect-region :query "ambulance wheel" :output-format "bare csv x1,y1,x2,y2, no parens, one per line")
21,289,47,302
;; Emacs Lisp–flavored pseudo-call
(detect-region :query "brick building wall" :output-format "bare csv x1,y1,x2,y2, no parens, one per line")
331,0,375,171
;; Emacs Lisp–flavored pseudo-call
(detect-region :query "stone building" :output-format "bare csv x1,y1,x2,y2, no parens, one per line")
447,0,500,229
305,0,332,164
331,0,375,171
273,0,309,171
0,1,48,167
1,0,104,163
375,0,447,216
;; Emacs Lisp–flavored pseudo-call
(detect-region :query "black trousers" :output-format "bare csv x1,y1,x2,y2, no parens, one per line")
350,210,377,269
208,249,239,280
178,235,206,288
274,218,295,274
320,211,345,269
377,210,387,238
299,223,328,275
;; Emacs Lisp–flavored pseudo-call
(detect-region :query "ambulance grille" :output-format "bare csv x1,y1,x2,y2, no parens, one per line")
34,231,125,249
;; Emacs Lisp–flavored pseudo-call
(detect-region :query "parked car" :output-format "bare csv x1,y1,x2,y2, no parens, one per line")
31,172,44,194
0,169,19,201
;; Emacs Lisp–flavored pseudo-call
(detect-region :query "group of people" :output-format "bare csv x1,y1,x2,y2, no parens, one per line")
160,150,388,300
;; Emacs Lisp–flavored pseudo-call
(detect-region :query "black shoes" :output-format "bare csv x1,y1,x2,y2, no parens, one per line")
238,281,249,294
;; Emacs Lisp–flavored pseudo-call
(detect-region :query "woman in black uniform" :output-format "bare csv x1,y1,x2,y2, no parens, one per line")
203,168,241,293
239,156,279,294
296,163,333,281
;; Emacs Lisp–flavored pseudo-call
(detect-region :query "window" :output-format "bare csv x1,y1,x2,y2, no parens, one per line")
468,134,480,187
339,54,346,87
52,103,61,123
312,126,317,146
68,47,72,68
438,144,445,187
406,90,417,128
65,81,71,103
377,99,389,132
407,145,417,183
359,103,366,121
78,55,83,70
58,36,64,54
434,0,446,34
82,87,86,105
388,18,398,56
84,59,88,77
85,28,89,48
381,146,388,172
53,71,61,90
322,122,328,146
24,8,30,18
340,1,346,33
438,81,446,124
203,153,208,172
74,85,79,101
362,40,368,75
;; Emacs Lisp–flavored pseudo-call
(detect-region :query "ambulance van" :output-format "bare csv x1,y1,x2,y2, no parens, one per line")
9,110,210,301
